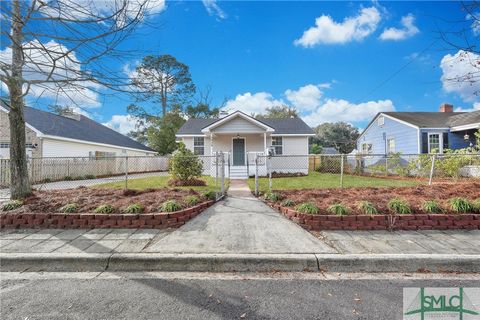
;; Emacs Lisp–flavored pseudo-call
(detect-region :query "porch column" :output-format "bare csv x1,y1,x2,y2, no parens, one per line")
263,132,267,153
210,132,213,155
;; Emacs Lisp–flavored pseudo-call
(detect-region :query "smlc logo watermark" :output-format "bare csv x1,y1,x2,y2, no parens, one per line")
403,287,480,320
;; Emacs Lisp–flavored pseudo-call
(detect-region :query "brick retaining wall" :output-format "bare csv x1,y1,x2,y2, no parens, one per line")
269,203,480,231
0,200,215,229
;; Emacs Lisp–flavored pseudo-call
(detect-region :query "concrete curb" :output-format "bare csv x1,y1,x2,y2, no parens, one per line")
1,253,479,273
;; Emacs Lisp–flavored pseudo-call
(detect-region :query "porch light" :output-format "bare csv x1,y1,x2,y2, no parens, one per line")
236,134,240,139
464,134,470,141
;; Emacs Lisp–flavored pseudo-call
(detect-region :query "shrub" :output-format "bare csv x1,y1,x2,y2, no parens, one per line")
203,190,216,201
161,200,182,212
84,174,96,180
264,192,283,202
449,198,473,213
124,203,144,214
94,204,116,214
169,143,203,182
356,201,378,215
422,200,442,214
281,199,295,207
74,176,84,180
388,198,412,214
185,195,200,206
42,178,52,183
2,200,23,211
472,198,480,213
296,202,319,214
64,176,73,181
327,203,349,216
59,203,78,213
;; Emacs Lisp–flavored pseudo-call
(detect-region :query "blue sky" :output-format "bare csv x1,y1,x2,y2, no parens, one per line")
2,0,479,133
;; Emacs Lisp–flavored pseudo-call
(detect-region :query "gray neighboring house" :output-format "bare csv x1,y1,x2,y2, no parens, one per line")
176,110,315,178
0,101,156,159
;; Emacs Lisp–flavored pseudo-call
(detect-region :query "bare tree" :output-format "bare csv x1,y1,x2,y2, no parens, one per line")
0,0,162,199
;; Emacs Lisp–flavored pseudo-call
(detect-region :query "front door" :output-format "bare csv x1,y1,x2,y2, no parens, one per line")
232,138,245,166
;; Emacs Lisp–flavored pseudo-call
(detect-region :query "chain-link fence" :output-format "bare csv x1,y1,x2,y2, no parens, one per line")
0,153,228,200
253,153,480,194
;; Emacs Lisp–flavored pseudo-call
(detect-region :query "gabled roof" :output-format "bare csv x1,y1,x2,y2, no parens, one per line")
448,111,480,127
201,111,275,133
1,101,154,152
177,111,315,135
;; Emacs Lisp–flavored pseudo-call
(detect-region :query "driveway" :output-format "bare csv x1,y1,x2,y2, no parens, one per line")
145,180,335,254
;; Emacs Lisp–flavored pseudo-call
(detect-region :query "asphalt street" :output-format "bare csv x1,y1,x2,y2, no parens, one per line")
1,273,479,319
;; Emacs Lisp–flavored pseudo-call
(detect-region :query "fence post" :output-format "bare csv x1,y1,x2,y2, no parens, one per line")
268,156,272,193
215,152,218,189
124,156,128,190
220,152,225,196
255,154,259,196
385,156,388,176
340,154,344,188
428,154,436,186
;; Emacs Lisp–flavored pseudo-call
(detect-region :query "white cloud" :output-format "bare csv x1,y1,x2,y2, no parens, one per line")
380,14,419,41
284,84,325,111
224,92,284,115
202,0,227,20
454,102,480,112
103,115,140,135
294,7,381,47
440,50,480,102
302,99,395,126
0,40,101,108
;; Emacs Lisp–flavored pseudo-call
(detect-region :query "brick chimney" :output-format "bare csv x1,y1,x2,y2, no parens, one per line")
439,103,453,113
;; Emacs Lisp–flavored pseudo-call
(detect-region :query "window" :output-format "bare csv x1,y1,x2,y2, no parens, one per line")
361,143,373,154
193,137,204,155
377,116,385,126
387,138,395,154
271,137,283,155
428,134,440,153
0,143,9,148
92,151,116,159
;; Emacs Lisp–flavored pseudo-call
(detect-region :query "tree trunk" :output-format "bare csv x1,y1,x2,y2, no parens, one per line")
9,0,31,199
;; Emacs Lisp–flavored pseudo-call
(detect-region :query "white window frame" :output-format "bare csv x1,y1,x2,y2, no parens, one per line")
428,133,442,154
377,116,385,126
193,137,205,155
386,138,395,154
271,136,283,155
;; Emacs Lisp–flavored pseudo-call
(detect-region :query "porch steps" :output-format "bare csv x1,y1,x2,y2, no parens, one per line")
230,166,248,180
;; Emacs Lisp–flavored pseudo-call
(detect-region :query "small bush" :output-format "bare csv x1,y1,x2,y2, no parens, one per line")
264,192,283,202
281,199,295,207
356,201,378,215
327,203,349,216
203,191,216,201
124,203,144,214
84,174,96,180
422,200,442,214
64,176,73,181
185,195,200,206
2,200,23,211
449,198,473,213
388,198,412,214
161,200,183,212
74,176,84,180
472,198,480,213
94,204,116,214
169,143,203,182
42,178,52,183
296,202,319,214
59,203,78,213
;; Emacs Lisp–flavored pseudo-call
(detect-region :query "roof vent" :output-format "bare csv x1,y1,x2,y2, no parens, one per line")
60,109,81,121
439,103,453,113
219,110,229,118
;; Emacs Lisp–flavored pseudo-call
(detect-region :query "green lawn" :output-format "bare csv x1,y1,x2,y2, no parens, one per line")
94,175,226,192
247,171,421,191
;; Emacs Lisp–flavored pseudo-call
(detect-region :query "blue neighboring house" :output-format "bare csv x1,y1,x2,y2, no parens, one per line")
357,104,480,155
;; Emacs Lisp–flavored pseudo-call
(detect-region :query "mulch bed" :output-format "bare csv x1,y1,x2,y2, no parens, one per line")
275,182,480,215
10,187,205,214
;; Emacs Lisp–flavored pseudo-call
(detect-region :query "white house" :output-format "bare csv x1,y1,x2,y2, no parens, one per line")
0,101,156,159
176,111,315,178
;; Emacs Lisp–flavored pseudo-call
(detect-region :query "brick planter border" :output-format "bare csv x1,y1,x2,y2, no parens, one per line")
0,200,215,229
267,202,480,231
